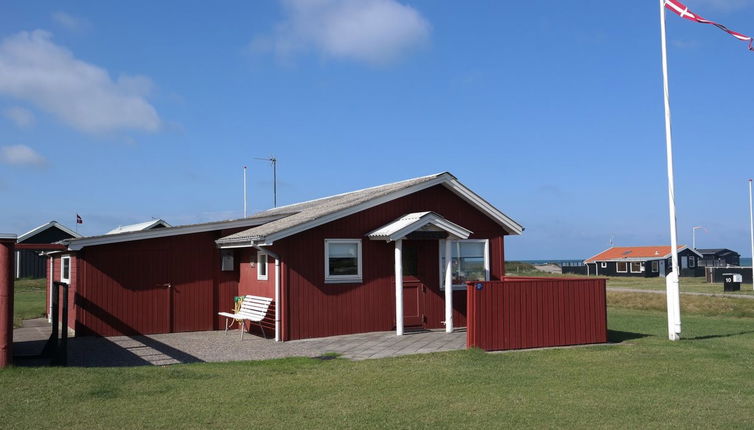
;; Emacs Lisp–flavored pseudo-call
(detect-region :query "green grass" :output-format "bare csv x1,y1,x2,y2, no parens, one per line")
607,275,754,296
3,295,754,427
13,278,46,328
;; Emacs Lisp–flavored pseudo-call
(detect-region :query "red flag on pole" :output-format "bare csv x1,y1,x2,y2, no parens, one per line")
76,214,83,224
664,0,754,50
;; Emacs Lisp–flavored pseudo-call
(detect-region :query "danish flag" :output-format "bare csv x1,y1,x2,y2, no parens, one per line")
664,0,753,50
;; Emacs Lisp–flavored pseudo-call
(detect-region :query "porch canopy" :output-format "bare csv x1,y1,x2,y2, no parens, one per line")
367,212,472,336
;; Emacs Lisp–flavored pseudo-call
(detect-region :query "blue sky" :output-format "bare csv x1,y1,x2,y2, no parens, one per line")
1,0,754,259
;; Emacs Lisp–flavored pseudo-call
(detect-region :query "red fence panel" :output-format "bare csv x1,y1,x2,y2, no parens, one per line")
467,277,607,351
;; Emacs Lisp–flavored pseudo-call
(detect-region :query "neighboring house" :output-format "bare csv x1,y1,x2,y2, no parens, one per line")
16,221,80,279
106,219,171,235
47,172,523,341
584,246,703,278
696,248,740,267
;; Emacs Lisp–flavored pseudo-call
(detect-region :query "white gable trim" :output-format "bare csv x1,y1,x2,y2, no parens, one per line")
18,221,81,243
367,212,472,242
255,174,522,246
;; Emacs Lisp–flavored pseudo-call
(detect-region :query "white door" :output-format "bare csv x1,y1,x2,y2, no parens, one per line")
681,256,688,269
660,260,666,277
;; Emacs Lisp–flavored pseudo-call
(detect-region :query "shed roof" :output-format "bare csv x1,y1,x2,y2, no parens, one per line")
584,245,702,263
106,219,172,235
17,221,81,243
217,172,522,247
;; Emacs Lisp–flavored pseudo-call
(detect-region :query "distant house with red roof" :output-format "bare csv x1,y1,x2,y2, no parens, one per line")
584,246,703,277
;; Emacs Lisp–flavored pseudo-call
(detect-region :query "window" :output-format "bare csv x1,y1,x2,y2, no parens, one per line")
689,256,696,268
652,260,659,273
630,262,643,273
256,251,268,280
61,256,71,283
440,239,489,290
600,262,607,269
325,239,362,283
221,250,234,271
616,262,628,273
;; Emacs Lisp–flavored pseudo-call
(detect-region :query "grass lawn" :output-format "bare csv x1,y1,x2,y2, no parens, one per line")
12,278,46,328
2,290,754,427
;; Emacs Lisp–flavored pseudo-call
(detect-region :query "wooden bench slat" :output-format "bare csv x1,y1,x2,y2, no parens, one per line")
217,295,274,339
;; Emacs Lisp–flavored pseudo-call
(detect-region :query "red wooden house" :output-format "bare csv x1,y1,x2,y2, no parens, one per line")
47,172,523,341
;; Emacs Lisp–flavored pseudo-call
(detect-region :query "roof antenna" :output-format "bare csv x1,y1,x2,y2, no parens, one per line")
254,156,277,207
609,234,615,247
243,166,248,217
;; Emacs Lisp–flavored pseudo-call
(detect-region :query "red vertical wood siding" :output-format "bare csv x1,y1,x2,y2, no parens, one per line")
272,184,508,341
467,277,607,351
46,254,77,330
75,231,239,336
238,248,275,298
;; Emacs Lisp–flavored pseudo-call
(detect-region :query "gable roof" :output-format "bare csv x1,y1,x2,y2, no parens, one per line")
696,248,740,257
585,245,702,263
106,219,172,235
17,221,81,243
216,172,523,247
367,212,472,242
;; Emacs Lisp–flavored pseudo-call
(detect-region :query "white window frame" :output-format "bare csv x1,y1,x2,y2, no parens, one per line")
61,255,71,283
630,261,643,273
439,239,490,291
689,256,696,268
616,262,628,273
651,260,659,273
600,262,607,269
256,251,268,280
324,239,362,284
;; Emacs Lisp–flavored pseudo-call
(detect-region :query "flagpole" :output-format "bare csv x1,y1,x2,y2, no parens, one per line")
660,0,682,341
748,179,753,290
243,166,248,218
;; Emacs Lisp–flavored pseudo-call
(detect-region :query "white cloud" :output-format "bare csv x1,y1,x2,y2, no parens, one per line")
0,144,46,166
0,30,160,134
2,106,35,128
51,11,90,33
253,0,431,65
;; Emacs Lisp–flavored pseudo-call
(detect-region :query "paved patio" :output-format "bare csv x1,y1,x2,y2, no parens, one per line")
13,319,467,367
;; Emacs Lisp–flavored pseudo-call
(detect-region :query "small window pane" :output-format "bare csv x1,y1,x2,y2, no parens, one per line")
258,254,267,276
329,243,358,276
62,257,70,282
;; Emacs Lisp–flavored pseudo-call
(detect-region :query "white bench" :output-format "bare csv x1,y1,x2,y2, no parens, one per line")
218,295,273,339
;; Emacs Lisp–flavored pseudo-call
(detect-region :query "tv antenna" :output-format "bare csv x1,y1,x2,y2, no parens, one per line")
254,156,277,207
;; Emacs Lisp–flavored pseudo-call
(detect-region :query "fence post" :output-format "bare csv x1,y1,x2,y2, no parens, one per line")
0,234,16,368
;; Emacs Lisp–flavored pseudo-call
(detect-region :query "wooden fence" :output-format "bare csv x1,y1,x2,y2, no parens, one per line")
467,277,607,351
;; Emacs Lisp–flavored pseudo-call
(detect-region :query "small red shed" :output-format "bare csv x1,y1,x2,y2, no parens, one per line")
48,172,524,340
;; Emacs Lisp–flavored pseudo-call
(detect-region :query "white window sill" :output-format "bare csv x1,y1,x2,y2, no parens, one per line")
325,277,362,284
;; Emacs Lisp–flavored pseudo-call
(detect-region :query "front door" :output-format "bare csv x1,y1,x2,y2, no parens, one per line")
660,260,666,277
401,241,426,328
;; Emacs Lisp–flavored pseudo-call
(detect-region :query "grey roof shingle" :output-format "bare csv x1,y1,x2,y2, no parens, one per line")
218,172,448,244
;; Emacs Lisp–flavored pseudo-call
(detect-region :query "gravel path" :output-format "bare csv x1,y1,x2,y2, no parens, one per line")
608,287,754,300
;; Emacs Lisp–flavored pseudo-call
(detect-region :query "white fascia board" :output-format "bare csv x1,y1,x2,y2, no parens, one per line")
443,179,524,235
262,173,522,244
263,175,452,244
584,247,614,264
17,221,81,242
67,215,286,251
380,215,472,242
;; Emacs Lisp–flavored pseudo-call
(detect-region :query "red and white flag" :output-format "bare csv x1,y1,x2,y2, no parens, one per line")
665,0,753,50
76,214,83,224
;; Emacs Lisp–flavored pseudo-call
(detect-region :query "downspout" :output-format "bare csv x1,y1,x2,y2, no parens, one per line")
254,245,282,342
48,255,53,322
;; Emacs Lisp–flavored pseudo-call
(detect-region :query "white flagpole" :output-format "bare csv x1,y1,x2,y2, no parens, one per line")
660,0,682,341
243,166,248,218
749,179,753,290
